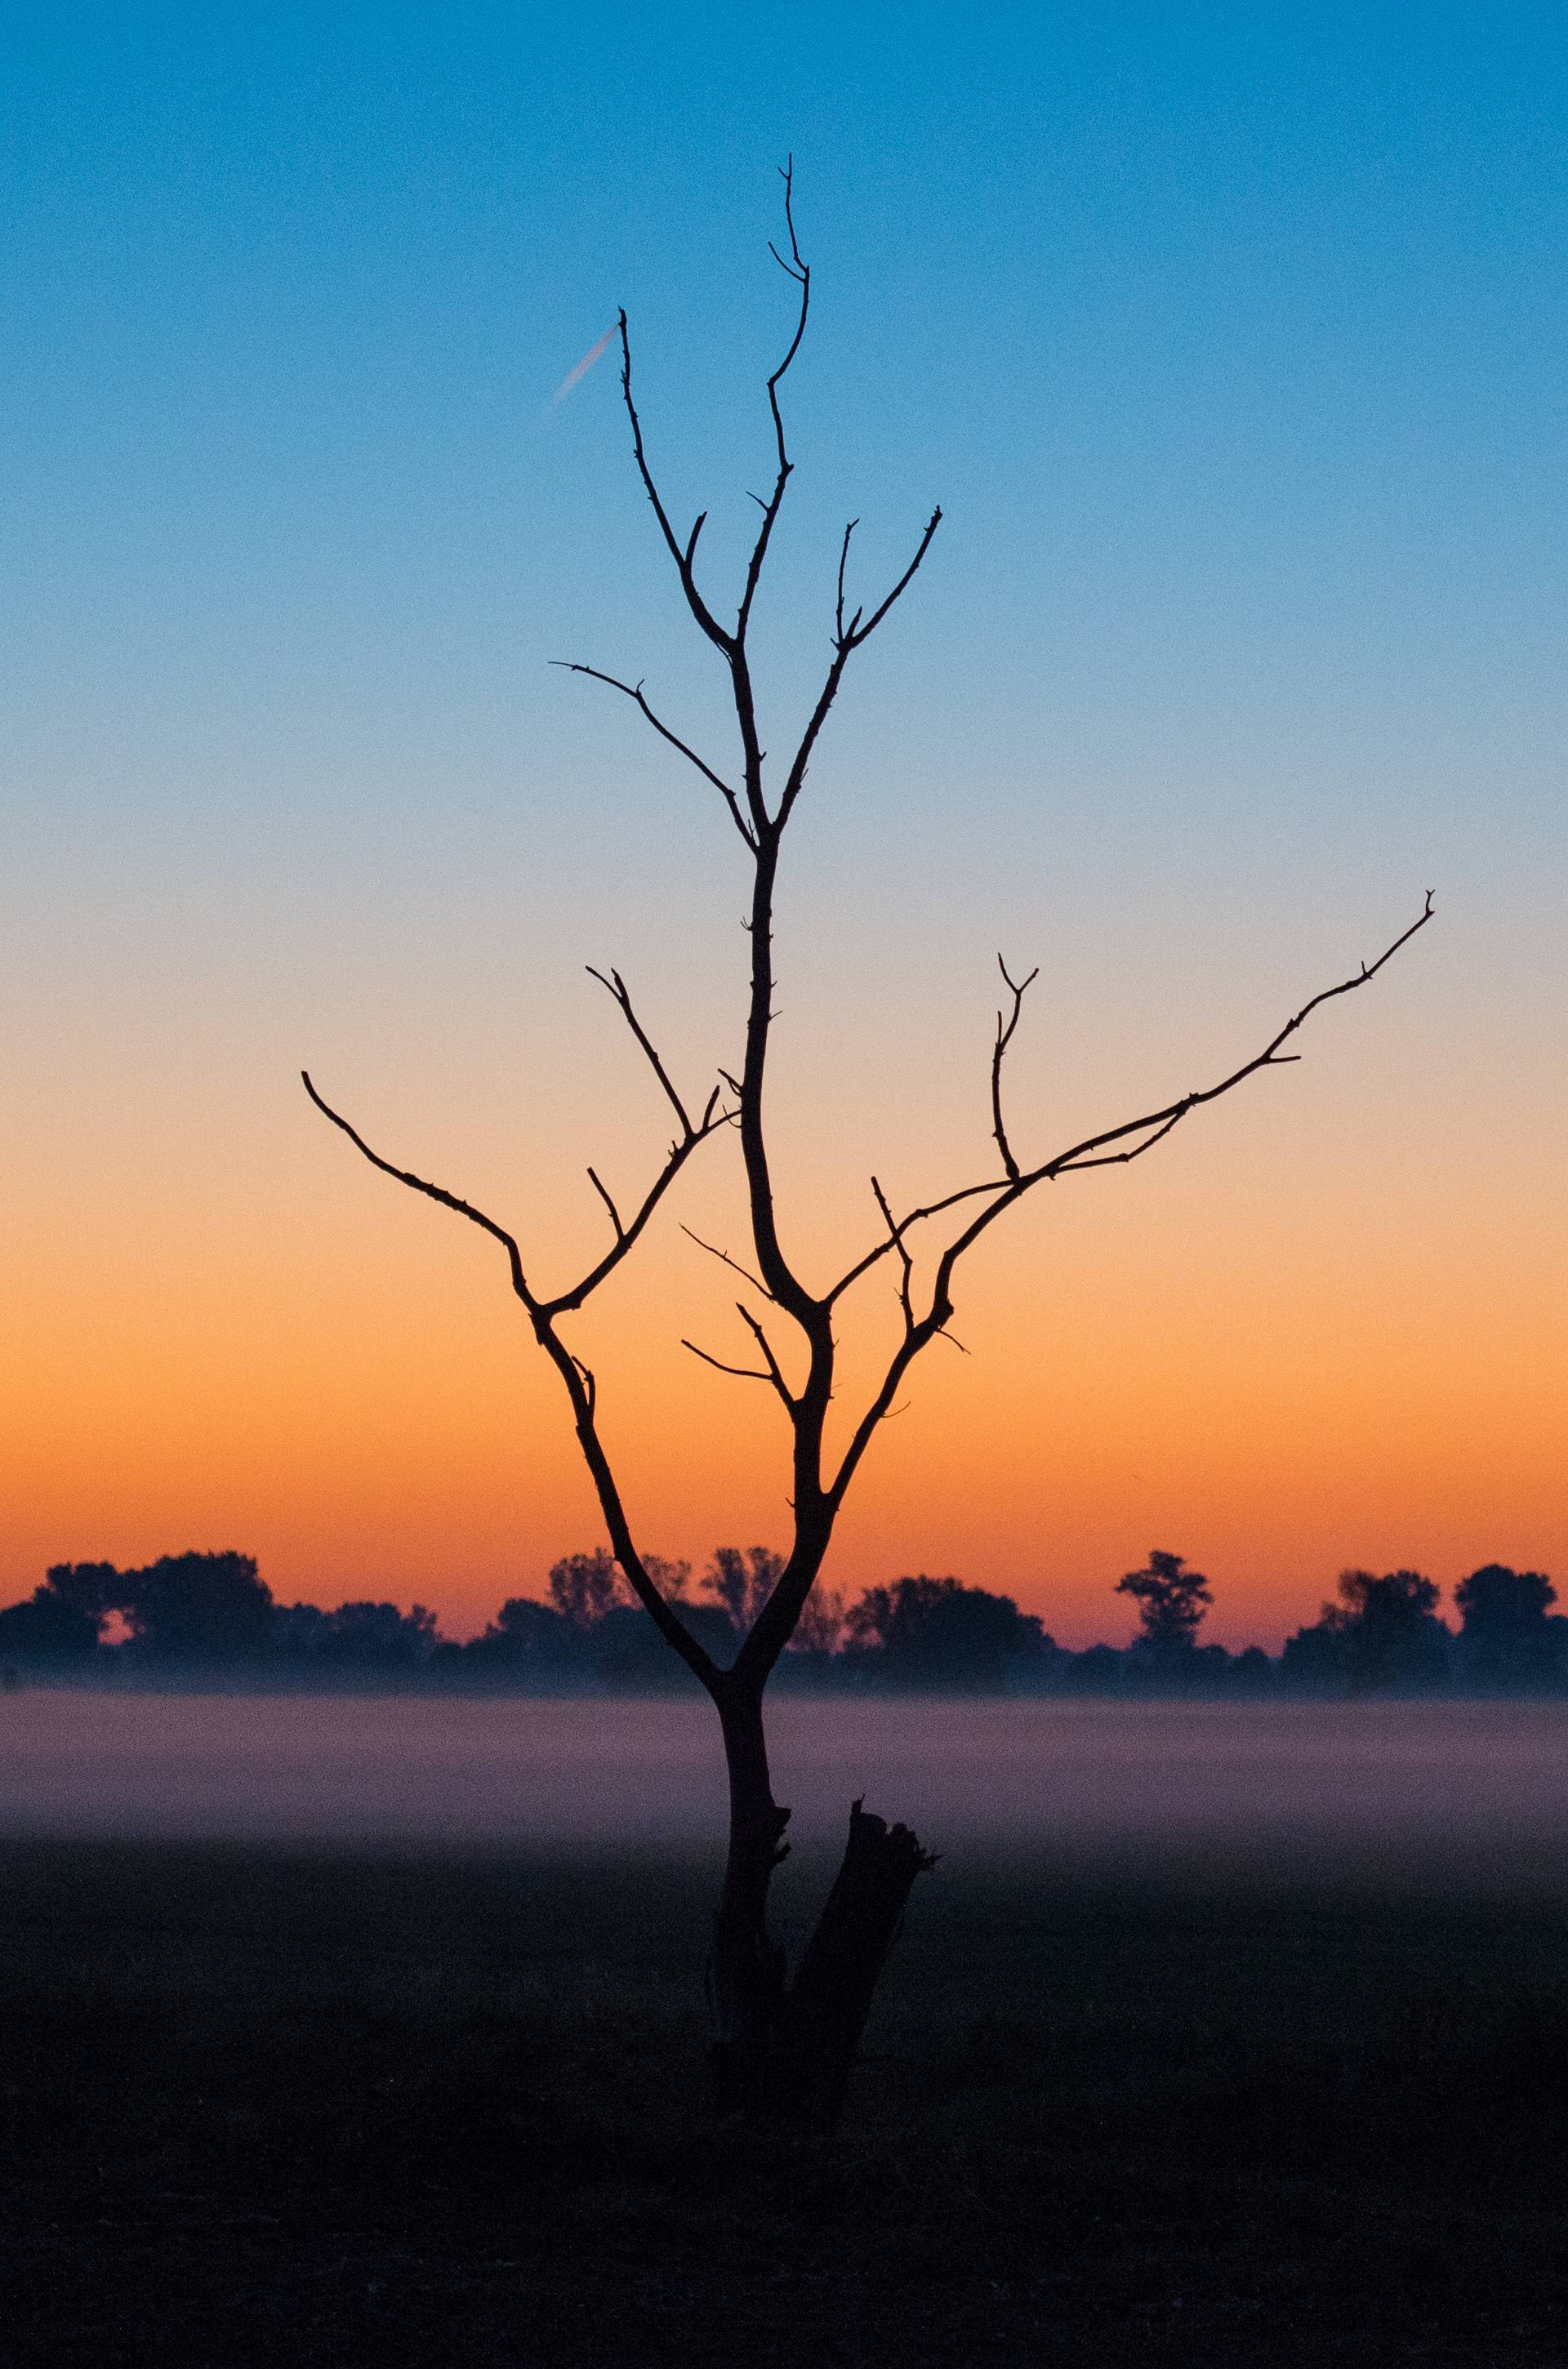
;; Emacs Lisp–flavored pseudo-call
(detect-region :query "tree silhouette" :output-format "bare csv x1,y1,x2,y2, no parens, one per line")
303,164,1433,2122
42,1561,121,1628
474,1594,570,1667
704,1547,786,1635
1454,1563,1558,1694
1283,1566,1451,1694
844,1574,1048,1690
787,1582,845,1660
548,1548,627,1631
0,1562,110,1663
1116,1549,1214,1665
122,1551,275,1663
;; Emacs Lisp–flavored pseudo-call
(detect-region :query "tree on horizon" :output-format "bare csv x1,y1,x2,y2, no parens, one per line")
303,164,1432,2124
1116,1548,1214,1667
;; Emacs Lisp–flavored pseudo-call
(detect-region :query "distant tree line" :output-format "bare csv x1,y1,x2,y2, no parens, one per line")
0,1546,1559,1698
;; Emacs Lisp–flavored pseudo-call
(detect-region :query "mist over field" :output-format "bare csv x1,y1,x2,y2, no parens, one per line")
7,1692,1568,1886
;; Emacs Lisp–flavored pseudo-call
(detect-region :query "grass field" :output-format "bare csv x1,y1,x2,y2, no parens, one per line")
6,1835,1568,2366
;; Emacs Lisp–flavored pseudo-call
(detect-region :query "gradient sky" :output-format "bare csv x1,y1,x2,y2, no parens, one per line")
3,4,1563,1645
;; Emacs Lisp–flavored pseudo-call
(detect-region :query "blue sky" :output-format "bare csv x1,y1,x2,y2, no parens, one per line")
7,6,1561,810
6,8,1561,990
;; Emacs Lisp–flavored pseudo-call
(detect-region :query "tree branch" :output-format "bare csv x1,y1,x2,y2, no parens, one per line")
586,1165,624,1239
550,1098,734,1316
823,1176,1012,1308
681,1223,776,1302
1036,892,1436,1186
737,156,811,648
870,1174,914,1330
835,519,860,646
735,1301,795,1407
840,507,943,652
552,662,755,849
681,1301,795,1411
823,893,1436,1503
617,311,734,658
301,1072,538,1311
682,1338,775,1384
770,504,944,840
539,1324,720,1689
991,955,1040,1182
302,1070,723,1692
585,964,698,1134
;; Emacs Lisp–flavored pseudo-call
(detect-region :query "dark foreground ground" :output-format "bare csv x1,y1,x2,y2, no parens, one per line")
6,1837,1568,2367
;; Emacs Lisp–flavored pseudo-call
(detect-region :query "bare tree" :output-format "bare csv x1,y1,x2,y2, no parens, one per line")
303,163,1432,2122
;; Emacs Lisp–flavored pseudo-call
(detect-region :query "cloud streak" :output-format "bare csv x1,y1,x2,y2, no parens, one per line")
552,325,616,403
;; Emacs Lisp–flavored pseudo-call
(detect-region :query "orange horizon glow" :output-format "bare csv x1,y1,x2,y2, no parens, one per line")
6,967,1561,1653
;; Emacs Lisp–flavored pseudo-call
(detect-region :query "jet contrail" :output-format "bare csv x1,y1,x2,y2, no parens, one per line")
552,326,617,403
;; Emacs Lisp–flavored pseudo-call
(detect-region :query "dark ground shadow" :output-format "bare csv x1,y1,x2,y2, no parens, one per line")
5,1836,1568,2366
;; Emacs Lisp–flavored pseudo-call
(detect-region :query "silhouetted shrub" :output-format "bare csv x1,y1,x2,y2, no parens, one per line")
1281,1568,1451,1695
0,1584,102,1663
1453,1564,1559,1693
122,1551,275,1663
843,1575,1054,1691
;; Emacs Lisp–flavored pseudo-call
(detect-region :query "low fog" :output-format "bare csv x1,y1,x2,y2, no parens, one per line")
5,1693,1568,1888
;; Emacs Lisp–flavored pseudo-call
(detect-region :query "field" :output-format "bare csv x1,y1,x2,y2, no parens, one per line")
6,1832,1568,2367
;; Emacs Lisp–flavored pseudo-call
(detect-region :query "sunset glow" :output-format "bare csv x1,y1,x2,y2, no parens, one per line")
3,8,1561,1650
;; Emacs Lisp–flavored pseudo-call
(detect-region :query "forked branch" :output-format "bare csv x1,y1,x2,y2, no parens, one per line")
771,503,943,839
682,1338,776,1385
301,1066,723,1690
304,977,733,1325
835,506,944,655
991,955,1040,1182
823,892,1436,1507
737,156,812,644
682,1301,795,1410
617,313,733,660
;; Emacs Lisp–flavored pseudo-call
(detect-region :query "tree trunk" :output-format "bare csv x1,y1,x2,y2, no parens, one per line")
708,1680,933,2126
782,1799,936,2127
707,1681,791,2111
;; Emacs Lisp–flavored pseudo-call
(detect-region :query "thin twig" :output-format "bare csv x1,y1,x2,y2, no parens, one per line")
681,1339,774,1384
991,955,1040,1182
822,894,1436,1509
586,1167,624,1240
553,663,755,848
735,1303,795,1406
772,507,943,839
843,508,943,651
551,1106,733,1316
586,965,694,1133
737,154,812,646
871,1175,914,1332
617,312,733,657
681,1223,775,1301
835,519,860,647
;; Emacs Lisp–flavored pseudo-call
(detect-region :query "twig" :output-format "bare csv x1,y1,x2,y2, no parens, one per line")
585,965,694,1132
681,1223,775,1301
822,893,1437,1510
553,663,755,849
991,955,1040,1182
